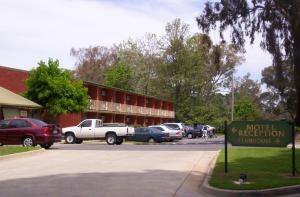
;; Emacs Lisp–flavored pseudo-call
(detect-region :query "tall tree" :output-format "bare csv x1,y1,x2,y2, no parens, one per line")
24,59,89,120
104,63,133,91
197,0,300,126
261,61,296,119
116,34,162,95
71,46,117,84
156,19,242,122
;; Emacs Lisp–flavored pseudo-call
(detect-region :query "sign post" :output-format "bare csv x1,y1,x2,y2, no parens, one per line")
292,122,295,176
226,120,295,176
225,120,228,173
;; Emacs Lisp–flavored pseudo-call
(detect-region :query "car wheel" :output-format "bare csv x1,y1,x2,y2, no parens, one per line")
115,137,123,145
148,138,155,143
65,133,76,144
75,139,83,144
0,143,3,146
23,136,35,147
187,133,193,139
40,143,53,149
106,133,117,145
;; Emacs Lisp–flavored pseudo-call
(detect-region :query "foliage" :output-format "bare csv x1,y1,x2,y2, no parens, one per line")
71,46,118,84
71,19,243,126
261,62,296,120
234,96,261,120
197,0,300,126
24,59,89,116
104,63,133,91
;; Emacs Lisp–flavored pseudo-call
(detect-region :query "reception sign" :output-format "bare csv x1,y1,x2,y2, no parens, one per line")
228,121,293,147
224,120,296,176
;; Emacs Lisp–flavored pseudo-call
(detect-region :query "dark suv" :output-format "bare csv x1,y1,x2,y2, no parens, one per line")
0,118,62,149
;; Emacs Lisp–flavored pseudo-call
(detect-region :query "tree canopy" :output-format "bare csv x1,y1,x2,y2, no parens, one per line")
24,59,89,117
197,0,300,126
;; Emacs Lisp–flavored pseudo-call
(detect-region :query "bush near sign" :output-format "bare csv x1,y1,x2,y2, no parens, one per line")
228,121,293,147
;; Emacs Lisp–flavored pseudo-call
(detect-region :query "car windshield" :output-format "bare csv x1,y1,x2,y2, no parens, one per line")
164,125,179,130
164,124,180,129
30,119,48,126
0,120,9,129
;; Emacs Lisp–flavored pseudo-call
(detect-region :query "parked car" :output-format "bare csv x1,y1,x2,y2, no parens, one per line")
0,118,61,149
149,125,182,141
162,123,186,136
128,127,170,143
185,125,203,139
62,119,134,145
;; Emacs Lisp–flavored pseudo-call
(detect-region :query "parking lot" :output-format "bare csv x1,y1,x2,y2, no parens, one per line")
0,137,223,197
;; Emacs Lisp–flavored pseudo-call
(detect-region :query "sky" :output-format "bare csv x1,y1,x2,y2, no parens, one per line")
0,0,272,81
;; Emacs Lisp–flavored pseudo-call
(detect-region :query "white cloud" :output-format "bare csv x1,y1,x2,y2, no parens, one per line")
0,0,271,81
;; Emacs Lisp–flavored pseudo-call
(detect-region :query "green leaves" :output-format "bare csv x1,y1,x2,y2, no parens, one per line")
104,63,133,91
24,58,89,116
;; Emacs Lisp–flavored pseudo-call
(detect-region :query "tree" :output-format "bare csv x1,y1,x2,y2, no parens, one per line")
197,0,300,126
71,46,118,84
235,96,261,121
104,63,133,91
261,62,296,119
151,19,242,123
24,59,89,118
116,34,162,95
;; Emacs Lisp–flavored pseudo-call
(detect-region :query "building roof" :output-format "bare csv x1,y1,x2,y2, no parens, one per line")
0,65,173,104
84,80,174,103
0,87,42,108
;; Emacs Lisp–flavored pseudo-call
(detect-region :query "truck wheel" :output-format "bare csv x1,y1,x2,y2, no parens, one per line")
65,133,76,144
115,137,123,145
106,133,117,145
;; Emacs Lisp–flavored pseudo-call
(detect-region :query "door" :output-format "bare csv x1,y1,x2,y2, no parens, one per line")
7,119,33,145
78,120,94,138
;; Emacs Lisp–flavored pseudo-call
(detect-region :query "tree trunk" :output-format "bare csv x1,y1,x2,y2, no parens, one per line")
293,1,300,126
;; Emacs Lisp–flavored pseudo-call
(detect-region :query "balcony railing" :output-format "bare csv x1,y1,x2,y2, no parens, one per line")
88,99,175,118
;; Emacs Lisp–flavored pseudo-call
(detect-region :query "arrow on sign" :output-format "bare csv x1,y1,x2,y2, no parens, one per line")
231,128,237,134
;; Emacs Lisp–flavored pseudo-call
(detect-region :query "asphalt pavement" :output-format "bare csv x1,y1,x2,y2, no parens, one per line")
0,137,223,197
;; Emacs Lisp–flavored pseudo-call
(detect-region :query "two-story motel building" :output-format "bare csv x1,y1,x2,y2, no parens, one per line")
0,65,175,127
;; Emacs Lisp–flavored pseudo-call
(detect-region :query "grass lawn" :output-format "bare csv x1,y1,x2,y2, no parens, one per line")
209,148,300,190
0,146,40,156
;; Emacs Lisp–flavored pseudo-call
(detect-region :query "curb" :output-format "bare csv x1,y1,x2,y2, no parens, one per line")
0,148,45,161
200,153,300,197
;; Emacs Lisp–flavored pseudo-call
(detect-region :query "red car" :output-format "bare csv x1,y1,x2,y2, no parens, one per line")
0,118,61,149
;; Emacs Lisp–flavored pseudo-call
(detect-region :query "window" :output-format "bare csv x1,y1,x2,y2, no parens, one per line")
80,120,92,127
95,120,102,127
164,124,180,129
152,127,164,131
10,119,32,128
31,119,47,127
0,120,9,129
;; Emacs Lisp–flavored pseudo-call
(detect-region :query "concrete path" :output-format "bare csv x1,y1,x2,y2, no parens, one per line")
0,143,220,197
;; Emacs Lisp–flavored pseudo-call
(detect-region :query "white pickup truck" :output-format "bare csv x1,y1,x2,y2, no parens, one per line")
62,119,134,145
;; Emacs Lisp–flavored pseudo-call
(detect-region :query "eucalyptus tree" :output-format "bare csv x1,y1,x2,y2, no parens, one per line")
197,0,300,125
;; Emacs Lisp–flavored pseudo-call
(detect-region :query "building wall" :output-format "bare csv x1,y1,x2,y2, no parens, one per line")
0,66,175,128
0,66,28,94
57,113,82,127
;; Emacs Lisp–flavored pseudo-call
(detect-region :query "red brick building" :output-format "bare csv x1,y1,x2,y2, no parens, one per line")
0,66,175,127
